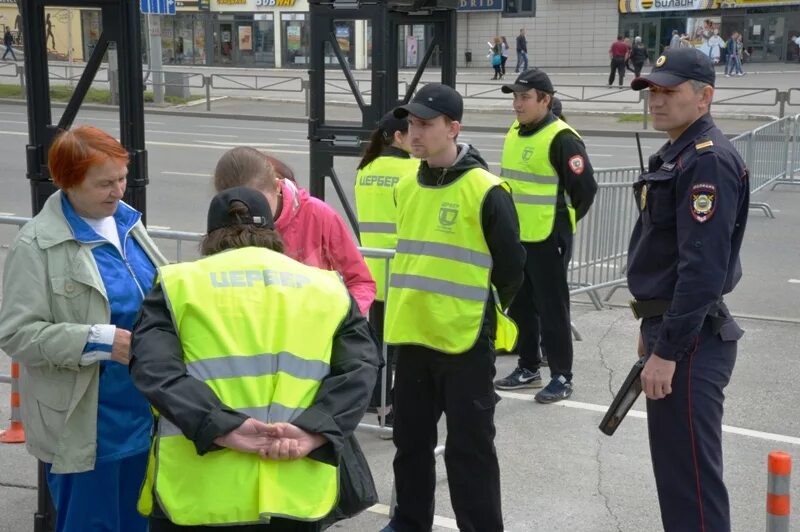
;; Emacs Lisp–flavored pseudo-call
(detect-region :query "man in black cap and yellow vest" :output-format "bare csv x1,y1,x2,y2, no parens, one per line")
494,69,597,403
129,186,381,531
628,47,749,532
380,83,525,532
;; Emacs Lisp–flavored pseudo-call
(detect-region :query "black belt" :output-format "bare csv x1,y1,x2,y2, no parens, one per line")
629,299,671,320
630,299,730,335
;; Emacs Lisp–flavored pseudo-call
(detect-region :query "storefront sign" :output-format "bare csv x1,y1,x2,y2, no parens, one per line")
212,0,300,10
176,0,210,10
239,25,253,50
618,0,715,13
286,24,301,51
457,0,503,11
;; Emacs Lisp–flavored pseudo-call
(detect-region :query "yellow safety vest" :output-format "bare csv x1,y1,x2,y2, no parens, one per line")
501,119,581,242
384,168,518,354
355,155,419,302
138,246,350,526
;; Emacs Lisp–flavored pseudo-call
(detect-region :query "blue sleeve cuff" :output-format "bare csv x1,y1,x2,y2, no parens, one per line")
80,324,116,366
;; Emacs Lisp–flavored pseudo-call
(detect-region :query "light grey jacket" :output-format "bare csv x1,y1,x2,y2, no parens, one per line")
0,191,167,473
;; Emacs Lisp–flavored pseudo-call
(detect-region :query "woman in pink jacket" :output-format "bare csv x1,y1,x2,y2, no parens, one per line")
213,147,376,315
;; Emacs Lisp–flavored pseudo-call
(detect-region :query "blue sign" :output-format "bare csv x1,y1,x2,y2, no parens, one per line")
457,0,503,11
140,0,177,15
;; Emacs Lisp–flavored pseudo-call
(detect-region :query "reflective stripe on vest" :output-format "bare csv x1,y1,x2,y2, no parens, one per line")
138,246,350,526
355,155,419,301
501,119,581,242
385,167,518,354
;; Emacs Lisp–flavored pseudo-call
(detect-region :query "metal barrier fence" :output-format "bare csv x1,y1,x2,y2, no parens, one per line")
771,113,800,189
731,114,798,218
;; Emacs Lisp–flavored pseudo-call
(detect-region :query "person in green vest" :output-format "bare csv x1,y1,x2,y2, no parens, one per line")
494,69,598,403
129,187,381,531
355,111,419,431
379,84,526,532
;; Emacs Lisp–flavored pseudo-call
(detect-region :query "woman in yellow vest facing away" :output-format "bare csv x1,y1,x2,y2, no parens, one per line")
129,187,381,532
355,111,418,429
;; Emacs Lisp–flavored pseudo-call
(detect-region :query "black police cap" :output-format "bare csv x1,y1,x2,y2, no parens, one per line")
207,186,275,234
394,83,464,122
501,69,555,95
631,47,715,90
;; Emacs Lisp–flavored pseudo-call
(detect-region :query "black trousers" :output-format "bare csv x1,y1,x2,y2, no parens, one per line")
642,315,740,532
369,300,394,408
609,56,626,86
632,60,645,78
149,518,321,531
508,231,573,380
500,55,508,75
389,341,503,532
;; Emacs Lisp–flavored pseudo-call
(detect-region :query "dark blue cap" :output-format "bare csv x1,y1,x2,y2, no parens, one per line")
394,83,463,122
631,47,715,90
207,186,274,234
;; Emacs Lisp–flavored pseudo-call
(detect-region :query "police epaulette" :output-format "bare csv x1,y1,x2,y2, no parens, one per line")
695,140,714,151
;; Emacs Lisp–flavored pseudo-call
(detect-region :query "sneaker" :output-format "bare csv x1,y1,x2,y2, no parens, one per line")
494,367,543,390
725,74,731,77
534,375,573,404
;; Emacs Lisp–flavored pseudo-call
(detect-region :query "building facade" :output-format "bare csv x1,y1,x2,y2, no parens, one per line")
619,0,800,62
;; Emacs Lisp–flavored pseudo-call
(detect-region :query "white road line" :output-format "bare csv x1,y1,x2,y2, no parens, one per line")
0,111,24,116
73,117,165,125
368,504,463,531
146,129,238,138
146,225,171,230
0,120,29,125
162,171,212,177
497,390,800,445
0,212,15,216
0,131,26,136
789,279,800,284
147,139,310,155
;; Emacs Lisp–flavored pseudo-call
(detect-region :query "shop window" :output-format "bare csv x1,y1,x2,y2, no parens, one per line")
504,0,535,17
282,14,310,68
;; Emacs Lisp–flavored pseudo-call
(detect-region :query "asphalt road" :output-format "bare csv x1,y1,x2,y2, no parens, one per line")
0,102,799,532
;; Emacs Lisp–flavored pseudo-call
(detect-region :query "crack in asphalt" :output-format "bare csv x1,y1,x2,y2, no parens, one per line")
595,313,627,532
0,481,36,491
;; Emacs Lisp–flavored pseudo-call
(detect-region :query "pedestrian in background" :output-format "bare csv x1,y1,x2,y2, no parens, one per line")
355,111,419,430
131,186,380,531
379,83,525,532
495,70,597,402
725,32,744,76
0,126,168,532
500,36,510,77
516,28,528,73
629,36,648,78
213,147,376,315
669,29,681,49
2,27,16,61
629,47,749,532
608,35,630,88
491,37,503,80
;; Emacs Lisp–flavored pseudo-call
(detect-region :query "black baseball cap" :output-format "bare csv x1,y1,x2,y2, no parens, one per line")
631,47,715,90
501,69,555,95
394,83,463,122
378,111,409,135
207,186,274,233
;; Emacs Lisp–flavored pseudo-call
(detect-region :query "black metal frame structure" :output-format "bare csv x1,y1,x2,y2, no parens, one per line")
21,0,148,220
307,0,457,239
20,2,146,531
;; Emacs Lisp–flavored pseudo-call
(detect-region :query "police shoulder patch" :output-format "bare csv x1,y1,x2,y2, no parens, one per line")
691,183,716,223
568,154,585,175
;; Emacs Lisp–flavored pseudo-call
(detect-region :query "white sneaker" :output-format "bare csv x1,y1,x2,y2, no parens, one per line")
725,74,731,77
737,72,745,76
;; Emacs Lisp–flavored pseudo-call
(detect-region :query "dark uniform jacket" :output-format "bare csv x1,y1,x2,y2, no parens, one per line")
627,113,749,361
130,283,381,466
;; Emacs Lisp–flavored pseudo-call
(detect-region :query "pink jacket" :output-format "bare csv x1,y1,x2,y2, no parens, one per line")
275,179,376,315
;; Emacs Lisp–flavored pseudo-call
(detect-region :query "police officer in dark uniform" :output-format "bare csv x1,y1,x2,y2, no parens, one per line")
628,47,749,532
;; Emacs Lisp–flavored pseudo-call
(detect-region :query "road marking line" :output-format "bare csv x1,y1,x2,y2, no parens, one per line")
0,120,28,125
496,391,800,445
146,129,238,138
146,225,171,230
368,504,461,531
789,279,800,284
0,131,27,136
0,212,15,216
162,171,212,177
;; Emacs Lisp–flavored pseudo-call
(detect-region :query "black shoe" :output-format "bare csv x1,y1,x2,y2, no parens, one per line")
494,367,543,390
534,375,573,404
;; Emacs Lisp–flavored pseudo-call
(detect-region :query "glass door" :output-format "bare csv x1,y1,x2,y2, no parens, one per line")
746,15,785,62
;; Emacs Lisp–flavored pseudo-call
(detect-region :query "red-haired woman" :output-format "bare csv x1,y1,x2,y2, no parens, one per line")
0,126,167,532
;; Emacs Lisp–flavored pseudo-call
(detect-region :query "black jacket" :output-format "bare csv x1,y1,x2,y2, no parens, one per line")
416,143,526,312
518,113,598,235
129,282,381,467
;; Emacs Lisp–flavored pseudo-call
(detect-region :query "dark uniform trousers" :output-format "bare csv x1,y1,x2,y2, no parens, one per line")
642,314,739,532
391,339,503,532
509,228,574,380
